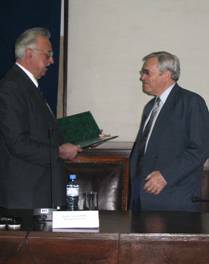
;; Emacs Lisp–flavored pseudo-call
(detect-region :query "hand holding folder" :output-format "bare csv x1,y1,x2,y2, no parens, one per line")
57,111,118,148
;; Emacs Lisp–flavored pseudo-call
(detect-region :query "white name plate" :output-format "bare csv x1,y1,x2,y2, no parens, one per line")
52,210,99,229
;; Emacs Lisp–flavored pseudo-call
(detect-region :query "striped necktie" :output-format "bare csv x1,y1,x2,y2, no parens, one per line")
143,97,161,137
140,97,161,154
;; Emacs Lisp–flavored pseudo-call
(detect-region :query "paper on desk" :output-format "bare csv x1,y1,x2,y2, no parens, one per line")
52,210,99,229
52,228,99,233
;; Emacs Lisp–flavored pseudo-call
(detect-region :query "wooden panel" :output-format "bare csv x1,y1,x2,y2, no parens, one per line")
119,235,209,264
0,232,33,264
28,233,119,264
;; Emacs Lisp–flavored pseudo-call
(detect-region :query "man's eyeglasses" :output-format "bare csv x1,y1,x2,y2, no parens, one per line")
32,48,54,59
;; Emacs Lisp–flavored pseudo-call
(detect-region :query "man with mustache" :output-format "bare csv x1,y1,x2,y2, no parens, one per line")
0,27,81,209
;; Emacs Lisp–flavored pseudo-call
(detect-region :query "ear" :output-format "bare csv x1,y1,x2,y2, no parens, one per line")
163,70,172,80
25,47,33,59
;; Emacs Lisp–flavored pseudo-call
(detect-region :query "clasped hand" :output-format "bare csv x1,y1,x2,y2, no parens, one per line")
144,170,167,195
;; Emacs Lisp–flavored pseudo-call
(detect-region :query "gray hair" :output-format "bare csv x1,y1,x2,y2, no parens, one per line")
143,51,180,81
15,27,51,59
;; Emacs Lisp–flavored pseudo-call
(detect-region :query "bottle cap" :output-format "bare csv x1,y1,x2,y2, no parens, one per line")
69,174,76,180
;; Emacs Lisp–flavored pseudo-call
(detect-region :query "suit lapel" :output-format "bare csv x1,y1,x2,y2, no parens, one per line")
14,65,56,120
145,84,180,152
131,98,155,160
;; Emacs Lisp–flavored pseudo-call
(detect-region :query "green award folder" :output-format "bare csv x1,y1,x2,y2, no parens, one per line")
57,111,118,148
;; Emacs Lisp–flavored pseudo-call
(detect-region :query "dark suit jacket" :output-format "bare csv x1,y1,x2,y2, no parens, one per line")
0,64,65,209
130,84,209,212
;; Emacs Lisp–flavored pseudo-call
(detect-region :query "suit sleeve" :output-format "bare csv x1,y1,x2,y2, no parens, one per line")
0,82,60,167
160,95,209,186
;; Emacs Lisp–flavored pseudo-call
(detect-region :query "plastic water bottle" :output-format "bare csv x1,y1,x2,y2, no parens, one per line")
66,174,79,210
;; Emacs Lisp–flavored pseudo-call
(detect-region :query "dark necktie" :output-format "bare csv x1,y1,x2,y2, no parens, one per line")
140,97,161,154
38,86,55,117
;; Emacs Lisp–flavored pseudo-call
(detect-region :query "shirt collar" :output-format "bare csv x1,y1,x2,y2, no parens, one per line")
158,83,175,104
16,62,39,88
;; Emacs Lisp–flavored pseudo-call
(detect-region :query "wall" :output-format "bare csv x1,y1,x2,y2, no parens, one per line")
67,0,209,141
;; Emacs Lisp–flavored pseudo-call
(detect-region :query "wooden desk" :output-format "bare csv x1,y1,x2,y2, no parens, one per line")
1,210,209,263
65,141,133,211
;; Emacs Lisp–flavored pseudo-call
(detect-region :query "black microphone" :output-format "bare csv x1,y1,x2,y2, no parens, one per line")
48,128,62,212
48,127,54,209
33,127,57,222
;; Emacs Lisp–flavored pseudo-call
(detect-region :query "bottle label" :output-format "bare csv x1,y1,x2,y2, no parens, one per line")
67,187,79,197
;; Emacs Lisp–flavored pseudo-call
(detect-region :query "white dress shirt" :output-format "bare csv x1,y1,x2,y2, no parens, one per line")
16,63,39,87
144,83,175,152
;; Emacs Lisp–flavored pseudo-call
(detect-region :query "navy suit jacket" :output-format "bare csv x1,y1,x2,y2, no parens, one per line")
130,84,209,212
0,65,65,209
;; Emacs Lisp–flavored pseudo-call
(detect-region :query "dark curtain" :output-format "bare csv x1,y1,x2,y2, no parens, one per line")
0,0,61,114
